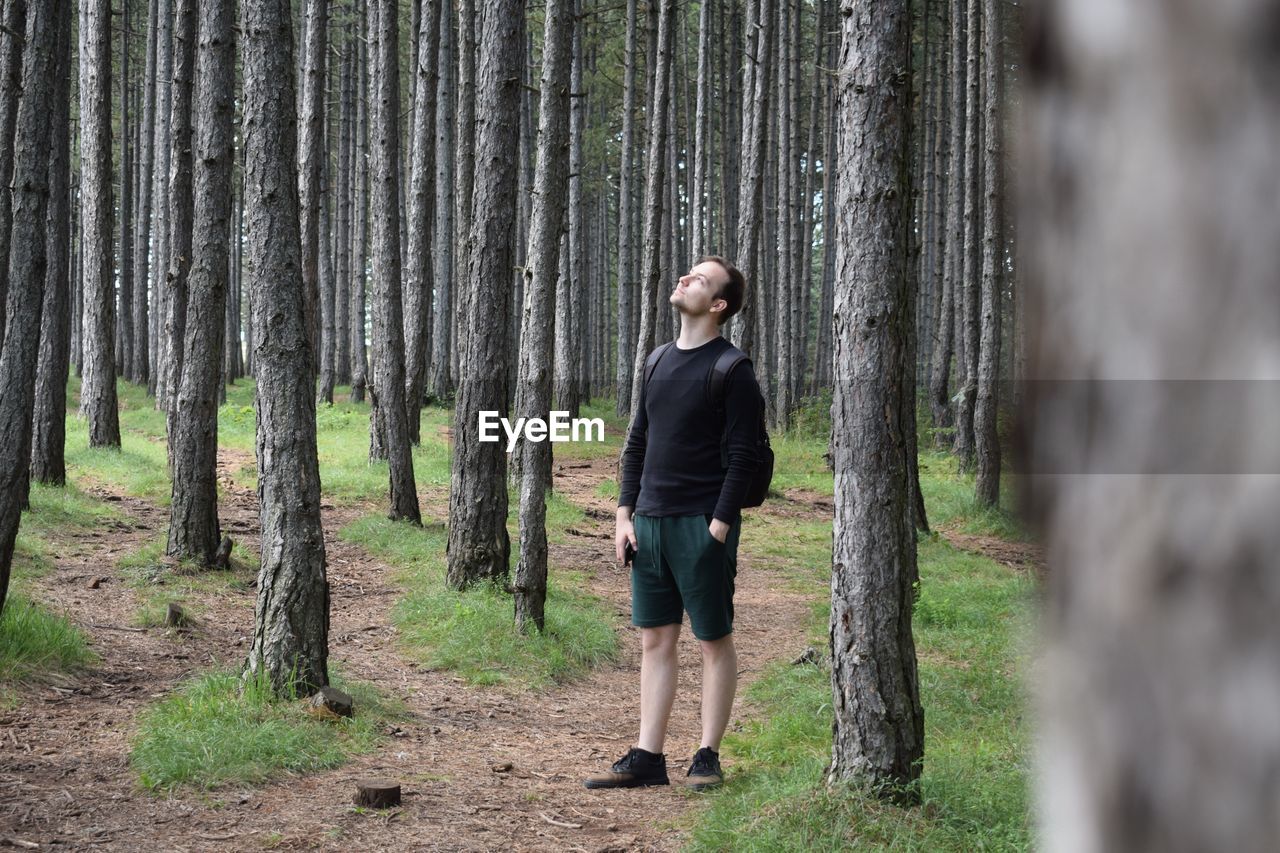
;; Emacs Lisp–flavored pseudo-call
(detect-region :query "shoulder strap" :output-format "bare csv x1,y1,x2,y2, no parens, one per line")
643,341,675,392
706,347,750,414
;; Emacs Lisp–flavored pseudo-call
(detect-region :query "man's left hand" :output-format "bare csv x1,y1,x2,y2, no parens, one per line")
709,518,730,543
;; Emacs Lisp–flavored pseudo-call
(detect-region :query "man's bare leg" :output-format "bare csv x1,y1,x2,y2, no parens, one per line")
637,623,681,754
698,633,737,751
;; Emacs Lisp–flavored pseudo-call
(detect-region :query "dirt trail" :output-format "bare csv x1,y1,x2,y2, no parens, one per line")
1,449,820,852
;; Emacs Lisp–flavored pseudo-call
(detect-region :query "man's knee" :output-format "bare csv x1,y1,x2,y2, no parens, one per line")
641,623,680,656
698,632,735,661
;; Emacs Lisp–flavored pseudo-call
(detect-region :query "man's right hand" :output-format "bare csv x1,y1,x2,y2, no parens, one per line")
616,508,638,564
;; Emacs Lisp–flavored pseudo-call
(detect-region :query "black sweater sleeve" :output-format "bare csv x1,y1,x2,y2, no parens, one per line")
618,382,648,510
712,359,762,524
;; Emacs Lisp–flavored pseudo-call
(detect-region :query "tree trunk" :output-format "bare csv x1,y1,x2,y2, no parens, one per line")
773,0,793,429
613,0,638,417
513,0,573,633
242,0,330,699
452,0,476,382
828,0,923,796
299,0,328,386
334,27,353,387
0,0,64,616
554,0,584,419
316,118,336,403
953,0,981,468
625,0,675,422
31,7,75,487
972,0,1001,506
160,0,197,426
117,0,134,379
149,0,174,399
131,0,159,385
168,0,234,565
429,0,454,400
403,0,439,439
367,0,421,523
0,0,26,350
1023,2,1280,849
445,0,523,589
349,0,369,404
79,0,122,448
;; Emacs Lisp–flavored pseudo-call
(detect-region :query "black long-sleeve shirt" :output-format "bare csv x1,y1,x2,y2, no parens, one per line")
618,336,762,524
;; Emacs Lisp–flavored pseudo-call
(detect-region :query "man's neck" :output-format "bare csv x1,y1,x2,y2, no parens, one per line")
676,315,722,350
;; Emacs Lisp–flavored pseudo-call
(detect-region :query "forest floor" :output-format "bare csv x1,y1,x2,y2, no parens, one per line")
0,399,832,852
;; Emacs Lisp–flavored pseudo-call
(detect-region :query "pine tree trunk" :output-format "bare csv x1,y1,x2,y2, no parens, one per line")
148,0,173,399
828,0,923,795
334,28,353,387
30,8,75,488
429,0,454,400
773,0,793,429
368,0,421,523
299,0,328,385
403,0,439,440
613,0,638,417
0,0,26,350
554,0,584,418
1024,2,1280,848
79,0,122,448
0,0,65,615
972,0,1001,506
316,119,336,403
513,0,573,633
242,0,330,698
953,0,981,468
691,0,710,258
117,0,134,379
349,0,369,404
452,0,476,381
131,0,159,385
446,0,524,589
168,0,234,565
625,0,675,421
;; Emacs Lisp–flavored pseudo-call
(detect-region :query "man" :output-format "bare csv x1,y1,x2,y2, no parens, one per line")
584,256,763,792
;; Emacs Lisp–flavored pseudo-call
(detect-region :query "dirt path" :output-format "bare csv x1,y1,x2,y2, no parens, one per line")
1,450,819,852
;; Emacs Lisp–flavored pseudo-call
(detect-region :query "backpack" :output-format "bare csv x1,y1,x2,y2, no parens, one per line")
643,341,774,508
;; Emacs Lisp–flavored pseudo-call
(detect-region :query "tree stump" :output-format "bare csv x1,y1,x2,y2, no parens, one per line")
213,536,233,568
354,779,400,809
165,602,189,627
308,686,354,719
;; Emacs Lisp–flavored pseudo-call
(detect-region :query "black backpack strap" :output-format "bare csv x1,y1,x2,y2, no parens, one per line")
707,347,750,415
643,341,675,394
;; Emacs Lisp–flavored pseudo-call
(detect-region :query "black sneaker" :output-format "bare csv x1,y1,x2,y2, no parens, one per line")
684,747,723,791
583,747,670,789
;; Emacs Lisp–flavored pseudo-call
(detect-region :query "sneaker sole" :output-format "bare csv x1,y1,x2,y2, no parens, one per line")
583,776,671,790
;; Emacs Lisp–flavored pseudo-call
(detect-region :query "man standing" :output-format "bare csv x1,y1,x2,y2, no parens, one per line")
585,256,763,791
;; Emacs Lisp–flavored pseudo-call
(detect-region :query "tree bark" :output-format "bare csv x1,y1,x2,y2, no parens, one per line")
0,0,26,350
554,0,584,419
613,0,638,417
242,0,330,698
828,0,923,796
168,0,235,565
117,0,135,379
452,0,476,381
148,0,174,399
1023,2,1280,849
0,0,65,616
131,0,159,385
972,0,1001,506
299,0,328,387
349,0,369,404
953,0,981,468
366,0,421,523
404,0,439,439
334,26,353,387
30,7,75,487
446,0,524,589
513,0,573,633
428,0,454,400
79,0,121,448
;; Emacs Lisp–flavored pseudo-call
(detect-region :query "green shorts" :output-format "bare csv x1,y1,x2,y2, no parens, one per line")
630,513,741,641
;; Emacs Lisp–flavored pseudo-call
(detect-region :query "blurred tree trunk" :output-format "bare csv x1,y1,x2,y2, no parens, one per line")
242,0,330,698
446,0,524,589
513,0,573,633
828,0,923,795
168,0,234,565
1024,2,1280,849
79,0,122,448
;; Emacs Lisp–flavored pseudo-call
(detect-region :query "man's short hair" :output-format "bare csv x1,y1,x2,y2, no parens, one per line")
700,255,745,326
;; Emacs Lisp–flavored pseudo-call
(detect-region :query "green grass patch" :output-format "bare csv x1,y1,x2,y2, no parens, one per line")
340,514,617,689
918,450,1026,540
0,595,96,697
115,533,256,628
131,669,399,791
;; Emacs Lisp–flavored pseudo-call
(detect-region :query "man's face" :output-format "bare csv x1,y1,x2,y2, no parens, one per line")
670,260,730,320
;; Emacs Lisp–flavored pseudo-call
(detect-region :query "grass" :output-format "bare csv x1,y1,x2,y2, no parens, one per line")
683,416,1035,852
340,514,618,689
115,533,257,628
131,668,400,791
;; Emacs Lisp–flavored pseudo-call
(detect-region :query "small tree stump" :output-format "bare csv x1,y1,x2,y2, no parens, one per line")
165,602,189,627
354,779,400,809
213,536,233,569
309,686,354,719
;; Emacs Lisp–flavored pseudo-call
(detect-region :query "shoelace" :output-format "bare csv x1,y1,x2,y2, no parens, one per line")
612,748,644,772
690,750,718,775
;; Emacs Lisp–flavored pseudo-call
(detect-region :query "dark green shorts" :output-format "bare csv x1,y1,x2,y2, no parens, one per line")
630,513,741,641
